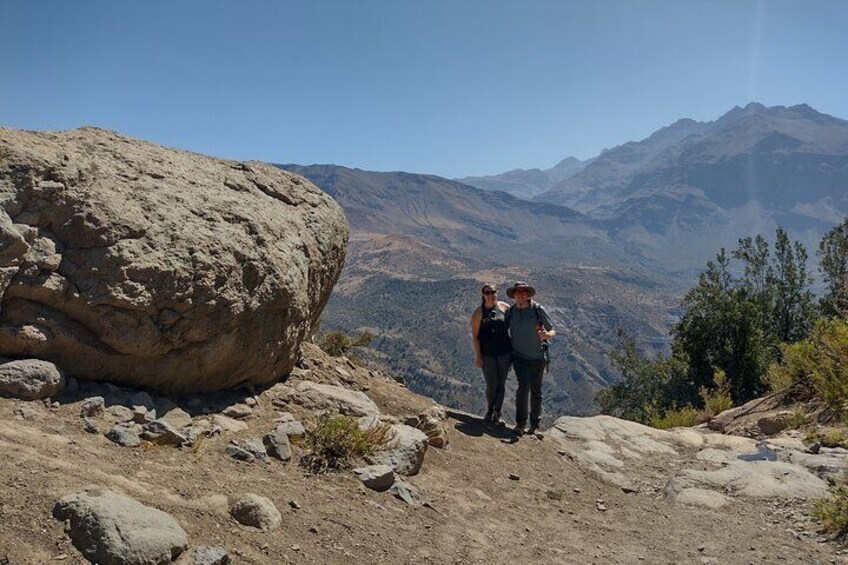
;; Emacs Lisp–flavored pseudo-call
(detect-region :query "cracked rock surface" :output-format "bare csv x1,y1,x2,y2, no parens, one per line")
0,127,348,392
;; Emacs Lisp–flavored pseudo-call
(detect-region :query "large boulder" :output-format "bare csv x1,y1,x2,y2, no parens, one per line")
0,358,64,399
52,486,188,565
0,127,347,393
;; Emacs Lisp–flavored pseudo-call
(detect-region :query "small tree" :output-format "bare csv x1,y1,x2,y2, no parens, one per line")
819,218,848,317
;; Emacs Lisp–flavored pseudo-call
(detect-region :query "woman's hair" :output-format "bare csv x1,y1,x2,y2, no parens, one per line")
481,283,495,309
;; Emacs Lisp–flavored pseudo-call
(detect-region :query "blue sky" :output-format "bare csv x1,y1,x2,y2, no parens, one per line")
1,1,846,177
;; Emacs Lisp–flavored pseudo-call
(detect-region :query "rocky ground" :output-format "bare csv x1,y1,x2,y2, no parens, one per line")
0,343,846,564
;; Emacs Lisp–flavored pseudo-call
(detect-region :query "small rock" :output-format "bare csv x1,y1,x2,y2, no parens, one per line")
162,407,193,429
264,427,292,461
192,546,231,565
82,417,99,434
141,419,186,446
308,526,318,534
79,396,105,418
0,359,64,400
276,412,296,423
508,473,520,481
289,500,301,510
240,438,269,463
353,465,395,492
211,414,248,433
223,403,253,419
132,405,156,423
389,480,423,506
229,494,281,531
595,500,607,512
225,444,255,462
366,424,429,476
105,425,141,447
244,397,258,407
275,420,306,438
13,405,39,421
107,405,135,423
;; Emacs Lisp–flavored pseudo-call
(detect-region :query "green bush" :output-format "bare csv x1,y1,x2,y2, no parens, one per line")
812,483,848,538
649,406,701,430
785,407,807,430
300,414,390,473
699,369,733,416
805,427,848,449
766,318,848,413
319,330,374,358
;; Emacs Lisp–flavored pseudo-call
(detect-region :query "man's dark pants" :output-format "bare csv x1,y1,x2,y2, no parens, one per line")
513,355,545,428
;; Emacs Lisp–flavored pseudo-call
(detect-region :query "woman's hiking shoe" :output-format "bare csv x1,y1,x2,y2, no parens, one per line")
527,425,539,435
513,424,525,436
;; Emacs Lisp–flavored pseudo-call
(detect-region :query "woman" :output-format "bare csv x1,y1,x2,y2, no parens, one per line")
470,283,512,425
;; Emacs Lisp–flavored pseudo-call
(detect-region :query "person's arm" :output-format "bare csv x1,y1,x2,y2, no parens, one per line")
536,305,556,341
470,307,484,368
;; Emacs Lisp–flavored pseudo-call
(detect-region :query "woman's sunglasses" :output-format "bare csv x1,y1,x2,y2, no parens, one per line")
482,290,497,295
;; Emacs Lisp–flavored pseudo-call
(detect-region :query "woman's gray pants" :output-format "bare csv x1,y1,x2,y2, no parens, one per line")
482,354,511,418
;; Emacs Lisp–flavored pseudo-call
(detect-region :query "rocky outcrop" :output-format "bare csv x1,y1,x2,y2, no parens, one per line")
549,415,834,508
0,127,347,393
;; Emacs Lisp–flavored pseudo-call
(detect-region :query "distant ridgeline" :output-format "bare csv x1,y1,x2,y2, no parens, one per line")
278,103,848,419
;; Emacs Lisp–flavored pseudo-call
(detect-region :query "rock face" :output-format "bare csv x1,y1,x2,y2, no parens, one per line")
0,127,348,393
52,486,188,565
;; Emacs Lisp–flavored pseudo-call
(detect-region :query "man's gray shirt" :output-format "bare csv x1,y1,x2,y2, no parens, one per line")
508,302,553,361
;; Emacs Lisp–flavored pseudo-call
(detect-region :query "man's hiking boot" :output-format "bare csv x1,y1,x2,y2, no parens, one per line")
492,412,504,426
513,424,525,436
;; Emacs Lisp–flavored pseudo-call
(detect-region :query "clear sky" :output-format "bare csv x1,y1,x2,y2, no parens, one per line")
1,1,846,178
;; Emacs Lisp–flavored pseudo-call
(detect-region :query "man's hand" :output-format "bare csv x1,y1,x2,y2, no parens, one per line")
536,328,554,341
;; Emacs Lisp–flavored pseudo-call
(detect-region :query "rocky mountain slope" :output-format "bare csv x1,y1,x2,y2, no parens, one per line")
536,103,848,270
0,343,844,564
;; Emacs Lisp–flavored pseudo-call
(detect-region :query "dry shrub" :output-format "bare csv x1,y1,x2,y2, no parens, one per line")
300,413,392,473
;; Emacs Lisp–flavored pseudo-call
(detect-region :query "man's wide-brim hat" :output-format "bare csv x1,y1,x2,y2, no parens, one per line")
506,281,536,299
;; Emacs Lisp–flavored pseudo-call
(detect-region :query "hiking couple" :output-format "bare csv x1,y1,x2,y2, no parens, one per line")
470,281,555,436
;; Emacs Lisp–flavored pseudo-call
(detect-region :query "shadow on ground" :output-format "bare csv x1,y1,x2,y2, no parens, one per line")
446,408,517,441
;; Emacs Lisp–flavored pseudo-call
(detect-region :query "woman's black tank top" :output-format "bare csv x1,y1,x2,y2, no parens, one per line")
479,305,512,357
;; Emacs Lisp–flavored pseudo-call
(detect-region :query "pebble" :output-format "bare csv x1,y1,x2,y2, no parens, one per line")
508,473,520,481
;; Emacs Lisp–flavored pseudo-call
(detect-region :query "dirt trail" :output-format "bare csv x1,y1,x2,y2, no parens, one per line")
0,350,843,565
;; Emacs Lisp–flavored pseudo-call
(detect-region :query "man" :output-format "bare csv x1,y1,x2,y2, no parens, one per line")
506,281,555,436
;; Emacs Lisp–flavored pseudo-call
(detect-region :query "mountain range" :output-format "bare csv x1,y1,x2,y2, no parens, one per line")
279,102,848,417
463,103,848,271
